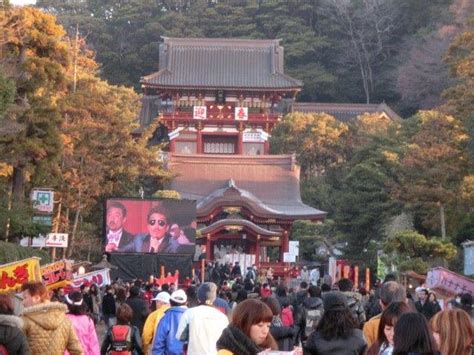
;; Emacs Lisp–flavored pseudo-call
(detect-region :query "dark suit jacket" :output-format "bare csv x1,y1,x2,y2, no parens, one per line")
118,230,134,250
105,229,134,253
129,233,181,253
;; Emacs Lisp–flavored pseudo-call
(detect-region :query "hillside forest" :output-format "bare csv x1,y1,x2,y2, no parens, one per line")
0,0,473,274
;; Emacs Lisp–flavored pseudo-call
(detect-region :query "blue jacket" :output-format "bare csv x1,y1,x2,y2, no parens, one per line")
152,306,187,355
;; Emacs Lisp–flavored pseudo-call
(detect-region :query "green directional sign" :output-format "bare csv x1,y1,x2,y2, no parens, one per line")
32,215,53,226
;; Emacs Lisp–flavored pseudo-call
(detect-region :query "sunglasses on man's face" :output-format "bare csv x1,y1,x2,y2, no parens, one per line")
148,219,167,227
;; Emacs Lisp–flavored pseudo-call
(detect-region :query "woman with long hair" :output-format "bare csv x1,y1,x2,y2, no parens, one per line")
304,291,367,355
367,302,411,355
217,299,278,355
430,308,473,355
393,312,438,355
262,297,295,351
65,291,100,355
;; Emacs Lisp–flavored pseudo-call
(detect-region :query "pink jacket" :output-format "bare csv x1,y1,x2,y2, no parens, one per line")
66,314,100,355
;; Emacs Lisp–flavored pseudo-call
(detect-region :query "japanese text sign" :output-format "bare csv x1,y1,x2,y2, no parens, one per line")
426,267,473,296
235,107,248,121
41,260,73,288
46,233,68,248
193,106,207,120
0,258,41,294
71,268,111,289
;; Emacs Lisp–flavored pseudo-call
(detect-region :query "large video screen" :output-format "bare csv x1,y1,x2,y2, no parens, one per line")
104,198,196,254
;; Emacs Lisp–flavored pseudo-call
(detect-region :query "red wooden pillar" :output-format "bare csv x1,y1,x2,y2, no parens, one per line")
206,234,212,260
264,140,270,154
255,235,261,266
237,123,244,155
197,128,203,154
170,139,176,153
280,229,289,262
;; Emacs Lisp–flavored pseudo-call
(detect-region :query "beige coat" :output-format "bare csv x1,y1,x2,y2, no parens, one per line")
22,301,83,355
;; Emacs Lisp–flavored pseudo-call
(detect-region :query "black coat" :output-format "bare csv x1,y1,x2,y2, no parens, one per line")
415,300,440,320
304,328,367,355
269,317,294,351
125,296,149,334
0,314,30,355
102,292,116,316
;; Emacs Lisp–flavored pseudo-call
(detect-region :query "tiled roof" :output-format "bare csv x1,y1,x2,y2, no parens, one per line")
169,154,326,220
292,102,401,121
141,37,302,90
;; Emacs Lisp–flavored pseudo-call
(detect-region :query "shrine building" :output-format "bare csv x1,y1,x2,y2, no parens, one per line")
138,37,328,272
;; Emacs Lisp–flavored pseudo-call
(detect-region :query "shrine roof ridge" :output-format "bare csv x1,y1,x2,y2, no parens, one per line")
161,36,283,47
292,102,401,121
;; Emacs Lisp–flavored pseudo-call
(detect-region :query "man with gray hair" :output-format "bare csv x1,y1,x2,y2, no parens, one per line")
176,282,228,355
362,281,407,347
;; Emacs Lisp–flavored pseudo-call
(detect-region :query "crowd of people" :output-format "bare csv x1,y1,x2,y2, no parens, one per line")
0,267,472,355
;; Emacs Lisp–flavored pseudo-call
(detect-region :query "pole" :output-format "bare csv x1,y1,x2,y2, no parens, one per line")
201,258,205,284
354,266,359,289
365,268,370,291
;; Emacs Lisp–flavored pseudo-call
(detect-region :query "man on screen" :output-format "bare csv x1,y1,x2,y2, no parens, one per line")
134,205,181,253
105,201,133,252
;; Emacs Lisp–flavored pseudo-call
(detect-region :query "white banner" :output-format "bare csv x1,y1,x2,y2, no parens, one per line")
283,252,296,263
193,106,207,120
72,268,111,289
46,233,68,248
31,235,46,248
328,257,337,285
289,241,299,256
235,107,248,121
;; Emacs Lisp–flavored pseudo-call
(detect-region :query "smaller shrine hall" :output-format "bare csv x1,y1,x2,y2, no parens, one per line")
139,37,326,271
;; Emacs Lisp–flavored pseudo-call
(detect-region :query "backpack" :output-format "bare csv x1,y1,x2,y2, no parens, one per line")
281,306,294,326
109,325,132,355
304,306,323,338
0,344,8,355
346,296,366,326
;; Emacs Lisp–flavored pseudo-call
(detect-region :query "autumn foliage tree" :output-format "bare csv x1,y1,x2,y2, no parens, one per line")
384,230,457,274
395,111,468,237
270,112,349,178
0,8,169,256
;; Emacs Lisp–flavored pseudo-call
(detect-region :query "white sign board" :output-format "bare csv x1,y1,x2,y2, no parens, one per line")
46,233,68,248
31,235,46,248
283,252,296,263
289,241,299,256
72,268,111,289
235,107,248,121
328,257,337,285
31,189,54,213
243,132,265,143
463,241,474,276
193,106,207,120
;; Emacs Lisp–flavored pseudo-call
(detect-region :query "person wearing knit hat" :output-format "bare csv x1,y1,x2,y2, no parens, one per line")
176,282,229,355
323,289,348,311
153,289,188,354
304,291,367,355
142,291,170,353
